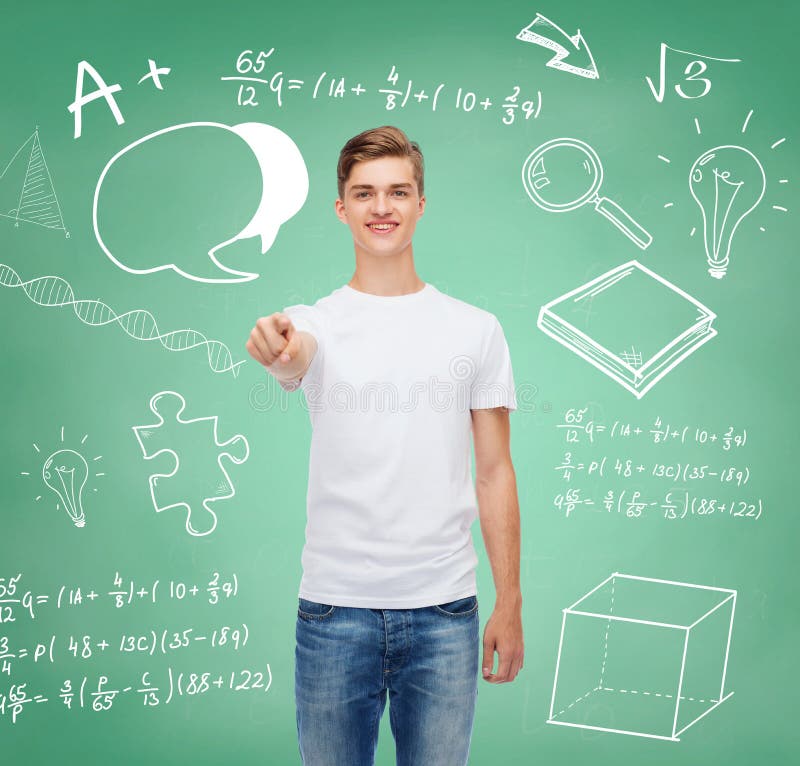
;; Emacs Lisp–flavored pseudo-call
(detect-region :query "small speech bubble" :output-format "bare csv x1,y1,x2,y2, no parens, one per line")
93,122,309,283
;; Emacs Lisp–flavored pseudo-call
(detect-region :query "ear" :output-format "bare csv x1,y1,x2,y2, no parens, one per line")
334,198,348,224
417,194,426,218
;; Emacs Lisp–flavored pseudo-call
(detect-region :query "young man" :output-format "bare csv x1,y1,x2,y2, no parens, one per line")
246,126,523,766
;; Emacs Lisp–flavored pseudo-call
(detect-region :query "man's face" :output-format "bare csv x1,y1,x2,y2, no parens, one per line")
335,156,425,258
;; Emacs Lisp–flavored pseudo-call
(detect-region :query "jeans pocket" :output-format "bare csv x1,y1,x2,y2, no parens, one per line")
297,597,336,621
432,595,478,617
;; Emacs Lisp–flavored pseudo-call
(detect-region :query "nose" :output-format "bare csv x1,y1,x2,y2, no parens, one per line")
371,191,393,216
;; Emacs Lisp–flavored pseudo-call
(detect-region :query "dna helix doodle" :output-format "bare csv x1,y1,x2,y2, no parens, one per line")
0,264,245,376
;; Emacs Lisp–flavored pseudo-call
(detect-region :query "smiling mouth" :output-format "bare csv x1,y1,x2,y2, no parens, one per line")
367,223,398,232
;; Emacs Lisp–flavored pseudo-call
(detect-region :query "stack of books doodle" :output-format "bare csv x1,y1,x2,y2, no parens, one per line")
537,260,717,399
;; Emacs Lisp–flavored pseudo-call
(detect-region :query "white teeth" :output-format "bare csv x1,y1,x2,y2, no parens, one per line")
369,224,396,229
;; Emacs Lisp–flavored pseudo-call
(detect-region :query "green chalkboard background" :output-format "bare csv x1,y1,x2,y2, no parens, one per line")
1,0,798,762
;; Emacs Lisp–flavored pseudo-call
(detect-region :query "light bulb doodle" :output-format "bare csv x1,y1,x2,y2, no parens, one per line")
522,138,653,249
689,145,766,279
657,113,788,260
21,428,103,527
42,449,89,528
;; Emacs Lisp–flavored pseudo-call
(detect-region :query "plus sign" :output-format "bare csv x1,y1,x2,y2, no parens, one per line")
137,587,148,598
138,58,171,90
414,90,428,102
97,640,109,651
87,591,98,600
190,585,199,596
213,676,224,688
480,97,493,110
634,427,642,435
351,83,365,95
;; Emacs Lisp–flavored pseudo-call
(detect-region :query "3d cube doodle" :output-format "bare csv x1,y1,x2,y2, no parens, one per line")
548,573,736,741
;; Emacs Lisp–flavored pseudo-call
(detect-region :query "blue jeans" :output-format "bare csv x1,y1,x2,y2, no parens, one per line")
295,595,480,765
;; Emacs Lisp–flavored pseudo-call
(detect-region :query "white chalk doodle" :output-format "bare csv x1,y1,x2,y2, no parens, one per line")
93,121,308,283
137,58,171,89
220,53,544,126
42,450,89,528
645,44,740,103
20,427,104,528
537,261,717,399
0,129,68,236
132,391,250,537
0,264,245,376
658,114,788,241
522,138,653,249
689,145,766,279
516,13,599,80
548,573,736,741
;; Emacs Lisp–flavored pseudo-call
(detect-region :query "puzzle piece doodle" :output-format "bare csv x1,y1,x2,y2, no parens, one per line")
132,390,249,536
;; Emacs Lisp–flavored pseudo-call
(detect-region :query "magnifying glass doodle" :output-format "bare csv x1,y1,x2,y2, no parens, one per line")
521,138,653,250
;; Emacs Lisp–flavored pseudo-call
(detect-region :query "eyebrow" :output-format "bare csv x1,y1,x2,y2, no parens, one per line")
349,183,413,190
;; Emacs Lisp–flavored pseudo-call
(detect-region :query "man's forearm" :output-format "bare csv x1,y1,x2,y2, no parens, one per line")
476,464,521,609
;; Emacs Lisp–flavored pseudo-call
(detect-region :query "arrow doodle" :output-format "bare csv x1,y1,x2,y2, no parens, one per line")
516,13,599,80
0,263,245,376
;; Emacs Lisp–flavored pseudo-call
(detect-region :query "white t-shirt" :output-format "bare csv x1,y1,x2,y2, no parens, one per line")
278,282,517,608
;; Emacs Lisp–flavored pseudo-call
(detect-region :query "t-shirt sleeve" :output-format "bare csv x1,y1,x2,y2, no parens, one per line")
470,315,517,411
275,303,325,393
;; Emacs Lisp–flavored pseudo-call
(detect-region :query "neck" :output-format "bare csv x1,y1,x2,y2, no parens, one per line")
348,247,424,296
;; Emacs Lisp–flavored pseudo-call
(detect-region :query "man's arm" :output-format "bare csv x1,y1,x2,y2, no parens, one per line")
472,405,524,684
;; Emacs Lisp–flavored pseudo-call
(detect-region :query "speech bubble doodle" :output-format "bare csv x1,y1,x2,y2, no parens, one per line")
93,121,309,283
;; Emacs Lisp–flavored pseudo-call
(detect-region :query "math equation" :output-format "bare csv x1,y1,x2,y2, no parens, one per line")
551,407,763,521
0,570,273,726
222,49,543,126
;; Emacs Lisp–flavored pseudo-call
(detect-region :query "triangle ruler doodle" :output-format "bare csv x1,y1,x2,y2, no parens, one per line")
0,128,68,236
